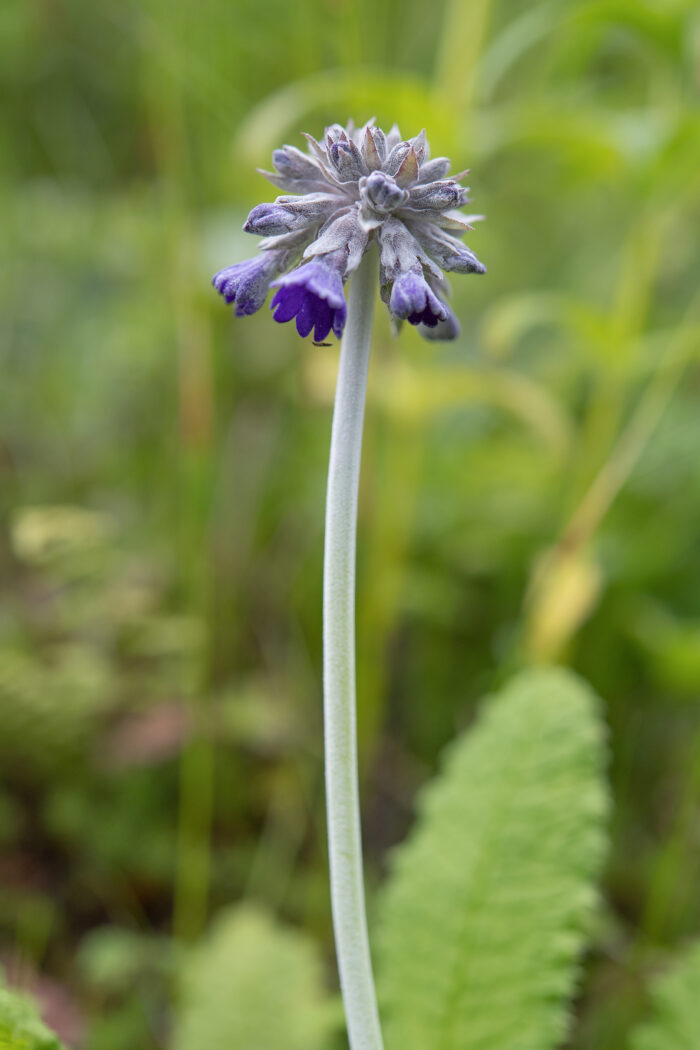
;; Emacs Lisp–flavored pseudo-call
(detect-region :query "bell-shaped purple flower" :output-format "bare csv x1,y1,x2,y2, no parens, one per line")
389,270,448,328
212,252,284,316
270,258,347,341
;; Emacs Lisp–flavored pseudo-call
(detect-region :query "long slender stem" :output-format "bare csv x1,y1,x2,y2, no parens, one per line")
323,247,384,1050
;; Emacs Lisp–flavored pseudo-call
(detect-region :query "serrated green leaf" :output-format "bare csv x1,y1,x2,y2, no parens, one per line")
628,942,700,1050
0,983,64,1050
376,667,609,1050
171,904,335,1050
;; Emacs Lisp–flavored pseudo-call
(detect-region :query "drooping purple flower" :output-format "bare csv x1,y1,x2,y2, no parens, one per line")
212,251,287,316
389,270,448,328
270,256,347,341
420,303,461,340
212,120,485,340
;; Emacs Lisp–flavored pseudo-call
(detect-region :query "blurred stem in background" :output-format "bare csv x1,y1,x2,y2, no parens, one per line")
346,0,498,773
138,35,218,941
524,293,700,664
524,188,700,665
435,0,493,117
562,296,700,553
357,411,426,769
642,720,700,944
323,248,384,1050
172,241,217,942
575,217,664,483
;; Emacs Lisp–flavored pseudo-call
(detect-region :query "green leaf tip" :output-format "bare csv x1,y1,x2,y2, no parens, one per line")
376,666,610,1050
0,983,65,1050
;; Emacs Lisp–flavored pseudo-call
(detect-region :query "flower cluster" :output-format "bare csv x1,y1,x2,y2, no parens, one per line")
213,120,485,341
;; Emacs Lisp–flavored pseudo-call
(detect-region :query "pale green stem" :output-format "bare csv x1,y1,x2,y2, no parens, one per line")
323,246,384,1050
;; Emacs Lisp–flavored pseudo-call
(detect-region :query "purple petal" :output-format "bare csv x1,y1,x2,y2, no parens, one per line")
295,298,315,337
221,278,238,304
268,258,348,340
212,266,239,297
409,308,438,327
272,286,306,323
389,271,426,317
312,301,333,341
332,301,347,338
212,253,285,316
306,267,345,308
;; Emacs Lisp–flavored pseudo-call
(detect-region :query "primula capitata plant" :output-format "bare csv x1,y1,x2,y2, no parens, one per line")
213,119,485,1050
212,119,485,341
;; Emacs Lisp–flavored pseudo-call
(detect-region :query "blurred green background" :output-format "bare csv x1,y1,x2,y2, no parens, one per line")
1,0,700,1046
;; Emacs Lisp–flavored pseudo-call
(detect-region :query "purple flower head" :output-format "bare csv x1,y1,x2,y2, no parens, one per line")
212,120,485,341
270,256,347,341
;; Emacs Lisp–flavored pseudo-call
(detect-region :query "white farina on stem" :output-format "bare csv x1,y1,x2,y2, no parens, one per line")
323,248,384,1050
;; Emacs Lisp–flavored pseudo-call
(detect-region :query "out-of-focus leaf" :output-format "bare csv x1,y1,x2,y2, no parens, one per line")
479,0,691,102
479,0,566,101
171,905,336,1050
77,927,173,995
0,645,113,777
10,505,114,568
216,677,301,755
377,361,574,449
473,104,672,171
304,353,573,452
570,0,692,54
480,290,633,365
628,942,700,1050
627,602,700,698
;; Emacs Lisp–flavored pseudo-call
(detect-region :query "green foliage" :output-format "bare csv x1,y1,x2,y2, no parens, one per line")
0,983,64,1050
628,943,700,1050
171,905,336,1050
1,0,699,1048
0,645,112,778
377,668,609,1050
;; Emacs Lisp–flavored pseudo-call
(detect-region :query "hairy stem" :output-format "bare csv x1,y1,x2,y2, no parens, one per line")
323,247,384,1050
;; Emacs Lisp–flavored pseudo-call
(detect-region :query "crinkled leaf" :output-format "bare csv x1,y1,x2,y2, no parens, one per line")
0,983,64,1050
377,667,609,1050
171,905,335,1050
